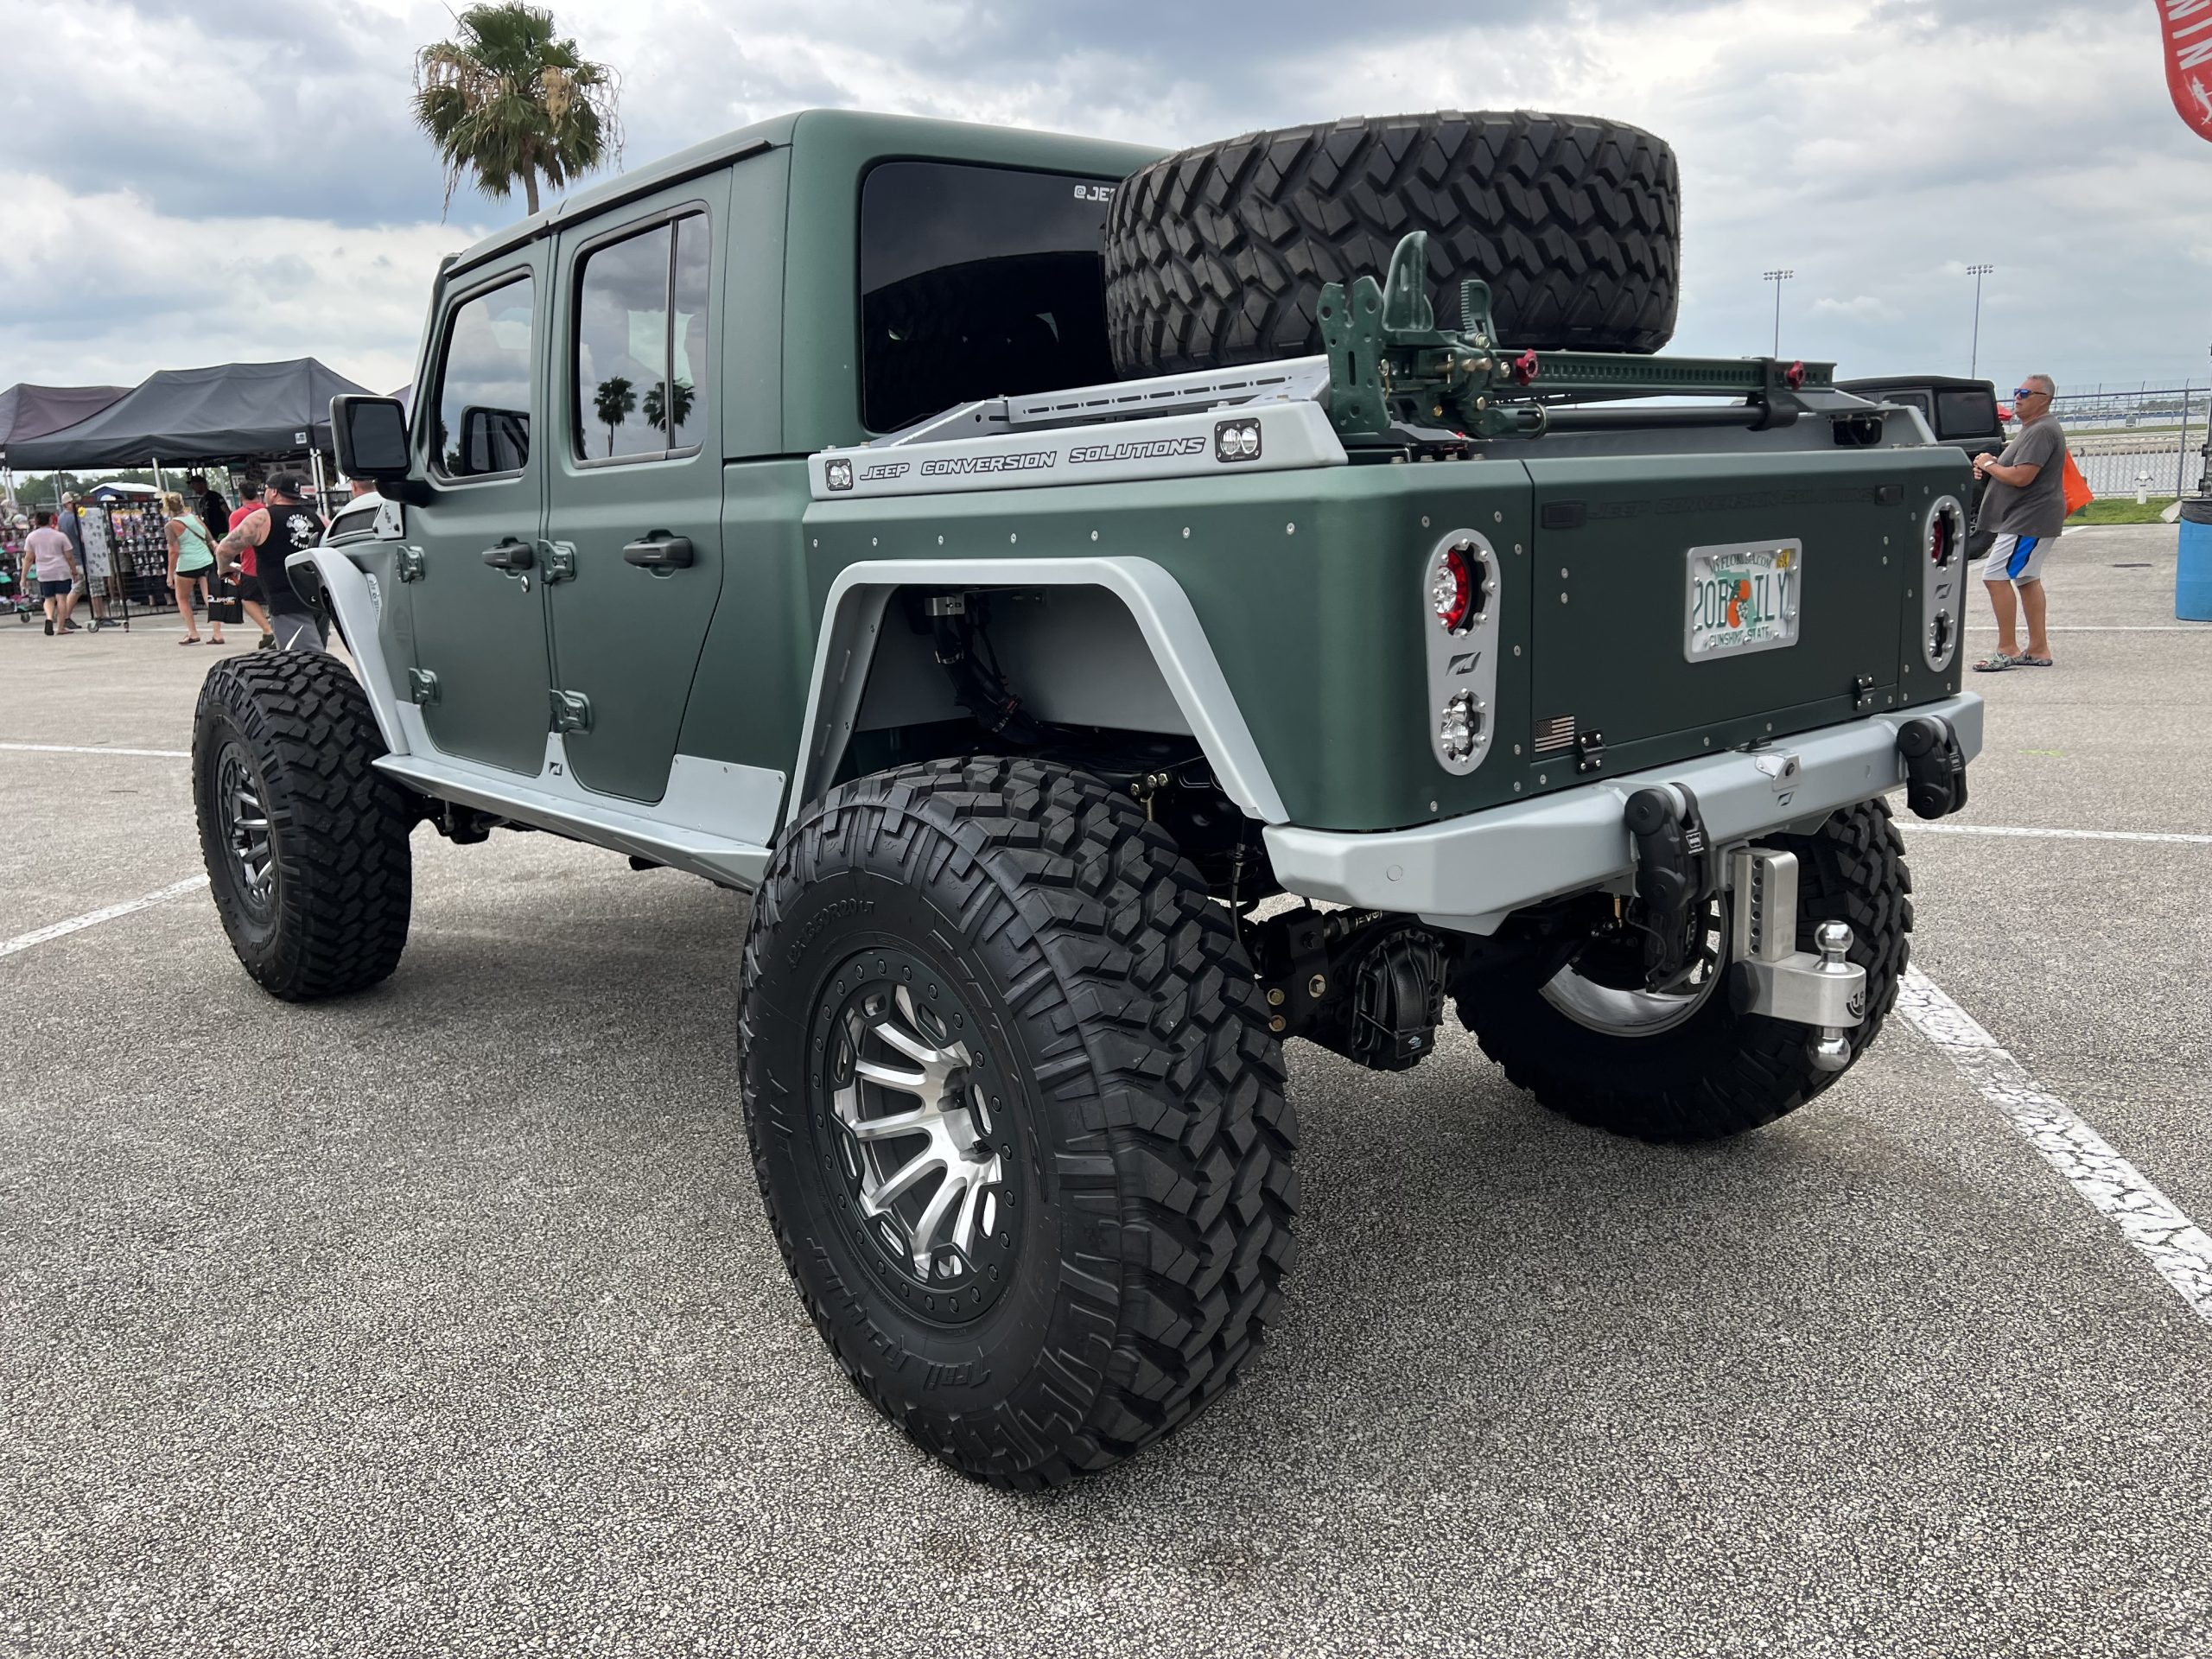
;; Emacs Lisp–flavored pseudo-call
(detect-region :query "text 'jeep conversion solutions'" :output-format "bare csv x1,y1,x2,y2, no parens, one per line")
194,108,1979,1488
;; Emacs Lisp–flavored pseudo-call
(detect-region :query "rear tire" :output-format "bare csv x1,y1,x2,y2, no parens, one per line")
1456,802,1913,1143
192,652,414,1000
1105,109,1681,378
740,758,1298,1488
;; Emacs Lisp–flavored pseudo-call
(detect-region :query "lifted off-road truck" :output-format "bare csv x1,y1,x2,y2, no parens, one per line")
194,108,1979,1487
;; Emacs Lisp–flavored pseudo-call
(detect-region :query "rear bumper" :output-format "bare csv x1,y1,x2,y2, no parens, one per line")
1262,694,1982,930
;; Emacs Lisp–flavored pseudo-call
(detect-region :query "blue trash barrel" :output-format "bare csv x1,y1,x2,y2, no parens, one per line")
2181,497,2212,622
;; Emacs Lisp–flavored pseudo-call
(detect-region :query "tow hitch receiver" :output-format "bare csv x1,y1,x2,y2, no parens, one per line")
1727,848,1866,1072
1897,715,1969,820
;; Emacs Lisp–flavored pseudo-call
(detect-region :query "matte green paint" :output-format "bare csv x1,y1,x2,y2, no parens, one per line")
407,246,556,778
372,107,1974,836
543,170,734,803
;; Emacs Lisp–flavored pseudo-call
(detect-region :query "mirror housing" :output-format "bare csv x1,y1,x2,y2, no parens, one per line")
330,395,430,505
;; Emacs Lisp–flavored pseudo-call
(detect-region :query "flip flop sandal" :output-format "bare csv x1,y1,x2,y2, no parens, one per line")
1972,653,2017,672
2015,654,2054,667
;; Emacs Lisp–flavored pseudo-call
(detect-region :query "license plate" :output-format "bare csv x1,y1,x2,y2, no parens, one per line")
1684,539,1802,661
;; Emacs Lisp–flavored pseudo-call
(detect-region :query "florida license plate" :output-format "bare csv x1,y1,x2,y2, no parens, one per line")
1684,540,1802,661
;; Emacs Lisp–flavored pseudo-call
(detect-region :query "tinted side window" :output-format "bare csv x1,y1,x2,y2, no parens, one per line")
432,274,534,479
1936,389,1999,440
1889,391,1932,420
573,213,711,462
859,162,1116,432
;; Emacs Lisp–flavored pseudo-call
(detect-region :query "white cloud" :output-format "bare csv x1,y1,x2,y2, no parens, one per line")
2,0,2207,397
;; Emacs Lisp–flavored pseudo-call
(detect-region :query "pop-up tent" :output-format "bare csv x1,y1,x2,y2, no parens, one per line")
6,359,373,469
0,382,130,456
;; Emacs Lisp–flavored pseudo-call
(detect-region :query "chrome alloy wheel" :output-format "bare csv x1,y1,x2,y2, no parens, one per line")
811,952,1019,1319
1539,895,1729,1038
218,744,276,915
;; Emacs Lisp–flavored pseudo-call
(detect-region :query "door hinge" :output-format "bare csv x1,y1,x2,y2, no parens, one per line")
537,540,577,583
406,668,440,704
396,545,426,582
549,689,593,734
1574,729,1606,774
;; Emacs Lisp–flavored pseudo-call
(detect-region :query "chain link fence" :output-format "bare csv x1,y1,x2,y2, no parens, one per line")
2050,386,2209,499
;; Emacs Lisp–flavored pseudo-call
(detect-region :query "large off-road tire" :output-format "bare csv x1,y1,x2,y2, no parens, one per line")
192,653,414,1000
1105,109,1680,378
1456,802,1913,1143
740,758,1298,1488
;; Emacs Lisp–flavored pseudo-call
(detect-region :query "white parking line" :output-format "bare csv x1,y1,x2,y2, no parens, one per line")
0,876,210,961
1897,967,2212,1325
1911,823,2212,846
0,741,190,760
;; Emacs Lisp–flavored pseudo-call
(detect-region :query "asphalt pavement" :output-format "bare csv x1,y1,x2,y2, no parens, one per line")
3,524,2209,1657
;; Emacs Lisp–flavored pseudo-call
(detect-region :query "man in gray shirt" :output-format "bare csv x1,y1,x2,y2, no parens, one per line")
1972,373,2067,671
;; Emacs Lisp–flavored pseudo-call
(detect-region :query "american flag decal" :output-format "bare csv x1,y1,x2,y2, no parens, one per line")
1533,715,1577,753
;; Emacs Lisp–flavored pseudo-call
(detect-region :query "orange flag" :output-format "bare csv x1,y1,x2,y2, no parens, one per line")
2161,0,2212,142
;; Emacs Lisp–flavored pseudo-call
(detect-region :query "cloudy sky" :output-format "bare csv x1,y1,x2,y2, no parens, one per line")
2,0,2205,400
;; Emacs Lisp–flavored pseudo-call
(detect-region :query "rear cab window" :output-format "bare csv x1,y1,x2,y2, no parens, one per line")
858,161,1117,432
430,274,535,479
1936,388,2000,442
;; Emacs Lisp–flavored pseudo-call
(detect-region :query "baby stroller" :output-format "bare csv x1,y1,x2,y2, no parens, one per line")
2,542,35,623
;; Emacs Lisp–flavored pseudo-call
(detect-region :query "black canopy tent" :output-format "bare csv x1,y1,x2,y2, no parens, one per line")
0,382,131,458
6,358,373,471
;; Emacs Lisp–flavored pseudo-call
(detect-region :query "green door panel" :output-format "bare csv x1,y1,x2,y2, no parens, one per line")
545,170,735,804
409,252,554,778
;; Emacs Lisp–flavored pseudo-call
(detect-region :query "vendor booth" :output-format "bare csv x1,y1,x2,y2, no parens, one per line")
8,359,374,627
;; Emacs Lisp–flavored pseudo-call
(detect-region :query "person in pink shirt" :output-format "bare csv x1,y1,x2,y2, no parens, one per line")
23,510,80,637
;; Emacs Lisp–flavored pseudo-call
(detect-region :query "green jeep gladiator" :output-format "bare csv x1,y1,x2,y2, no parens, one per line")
192,108,1979,1487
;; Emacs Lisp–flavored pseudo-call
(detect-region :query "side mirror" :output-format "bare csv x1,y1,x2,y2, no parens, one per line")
332,394,410,476
331,394,432,508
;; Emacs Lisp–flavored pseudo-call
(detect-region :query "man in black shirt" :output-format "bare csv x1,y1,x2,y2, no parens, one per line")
214,473,328,651
187,474,229,544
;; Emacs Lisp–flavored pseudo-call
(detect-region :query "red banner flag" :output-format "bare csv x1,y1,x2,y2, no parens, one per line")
2163,0,2212,140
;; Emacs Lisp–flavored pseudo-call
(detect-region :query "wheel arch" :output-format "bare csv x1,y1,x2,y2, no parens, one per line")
789,556,1288,827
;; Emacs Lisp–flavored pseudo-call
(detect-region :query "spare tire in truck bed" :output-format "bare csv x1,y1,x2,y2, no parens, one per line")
1104,110,1681,378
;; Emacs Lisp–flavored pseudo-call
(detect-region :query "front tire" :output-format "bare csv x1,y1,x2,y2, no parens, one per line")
740,759,1298,1488
192,653,415,1000
1456,801,1913,1143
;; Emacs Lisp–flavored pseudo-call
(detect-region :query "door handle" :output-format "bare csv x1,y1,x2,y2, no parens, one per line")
480,539,534,570
621,534,695,570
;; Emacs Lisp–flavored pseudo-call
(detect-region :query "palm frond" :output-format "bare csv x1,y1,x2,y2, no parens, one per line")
411,3,622,219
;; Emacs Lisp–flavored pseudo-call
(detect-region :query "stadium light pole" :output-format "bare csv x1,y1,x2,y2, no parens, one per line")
1763,270,1793,356
1967,264,1995,378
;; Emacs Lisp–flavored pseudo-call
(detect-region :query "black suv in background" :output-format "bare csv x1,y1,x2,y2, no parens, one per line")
1839,375,2006,556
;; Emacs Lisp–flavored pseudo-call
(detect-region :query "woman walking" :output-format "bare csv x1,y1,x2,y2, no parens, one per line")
162,490,225,645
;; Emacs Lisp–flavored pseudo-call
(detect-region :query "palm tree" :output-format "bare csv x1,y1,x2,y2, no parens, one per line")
641,378,695,440
413,3,621,219
592,376,635,455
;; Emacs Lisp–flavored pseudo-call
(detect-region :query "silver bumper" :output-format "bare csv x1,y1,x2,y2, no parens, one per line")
1263,695,1982,931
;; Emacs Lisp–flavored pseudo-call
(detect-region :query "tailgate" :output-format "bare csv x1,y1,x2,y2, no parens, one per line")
1521,448,1962,774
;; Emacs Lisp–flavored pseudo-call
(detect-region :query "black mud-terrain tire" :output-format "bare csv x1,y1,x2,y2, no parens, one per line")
1105,109,1680,378
741,758,1298,1489
192,653,414,1000
1456,802,1913,1143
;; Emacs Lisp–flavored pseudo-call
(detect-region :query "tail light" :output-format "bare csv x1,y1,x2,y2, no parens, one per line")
1927,501,1961,568
1430,539,1491,635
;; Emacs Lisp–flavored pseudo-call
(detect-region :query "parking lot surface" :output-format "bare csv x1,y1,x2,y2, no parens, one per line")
3,524,2209,1658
